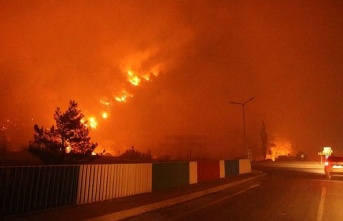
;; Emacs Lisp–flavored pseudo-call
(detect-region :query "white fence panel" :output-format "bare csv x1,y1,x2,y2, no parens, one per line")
77,164,152,204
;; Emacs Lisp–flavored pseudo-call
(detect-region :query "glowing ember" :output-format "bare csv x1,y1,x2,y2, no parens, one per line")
102,112,108,119
100,98,112,107
66,146,72,153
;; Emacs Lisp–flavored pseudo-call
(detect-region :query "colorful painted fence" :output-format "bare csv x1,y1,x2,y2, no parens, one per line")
225,160,239,176
197,160,221,183
77,164,152,204
152,162,189,191
0,159,251,218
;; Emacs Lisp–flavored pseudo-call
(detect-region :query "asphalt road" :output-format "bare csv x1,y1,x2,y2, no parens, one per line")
122,166,343,221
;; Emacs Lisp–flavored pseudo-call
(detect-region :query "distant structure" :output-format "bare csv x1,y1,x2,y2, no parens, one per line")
162,135,207,160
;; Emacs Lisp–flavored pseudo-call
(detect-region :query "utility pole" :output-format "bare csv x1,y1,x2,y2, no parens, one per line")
230,97,255,159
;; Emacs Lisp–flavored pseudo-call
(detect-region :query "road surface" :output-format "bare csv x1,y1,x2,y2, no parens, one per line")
123,165,343,221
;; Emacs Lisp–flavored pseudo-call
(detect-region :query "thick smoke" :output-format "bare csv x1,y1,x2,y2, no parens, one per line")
1,1,343,159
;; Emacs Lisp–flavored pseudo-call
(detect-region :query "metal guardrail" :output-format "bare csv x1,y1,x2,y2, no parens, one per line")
0,165,79,217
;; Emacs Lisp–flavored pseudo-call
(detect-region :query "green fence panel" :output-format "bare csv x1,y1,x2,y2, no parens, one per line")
225,160,239,176
152,162,189,191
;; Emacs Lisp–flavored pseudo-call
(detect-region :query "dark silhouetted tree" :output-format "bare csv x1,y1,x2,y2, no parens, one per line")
260,121,268,159
29,100,97,162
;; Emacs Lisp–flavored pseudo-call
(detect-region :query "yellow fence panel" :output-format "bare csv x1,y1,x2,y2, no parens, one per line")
189,162,197,184
238,159,252,174
219,160,225,178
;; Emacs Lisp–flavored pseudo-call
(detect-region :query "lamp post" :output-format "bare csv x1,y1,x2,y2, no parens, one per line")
230,97,255,159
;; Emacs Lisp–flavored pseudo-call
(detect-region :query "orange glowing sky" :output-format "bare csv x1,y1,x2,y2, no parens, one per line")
1,1,343,159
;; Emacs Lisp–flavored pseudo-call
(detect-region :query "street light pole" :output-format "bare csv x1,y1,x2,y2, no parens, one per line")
230,97,255,159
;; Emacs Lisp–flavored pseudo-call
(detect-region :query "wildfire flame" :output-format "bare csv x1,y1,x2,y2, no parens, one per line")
115,90,133,103
126,68,159,86
266,138,294,161
109,62,162,105
81,117,98,129
85,59,163,135
127,70,141,86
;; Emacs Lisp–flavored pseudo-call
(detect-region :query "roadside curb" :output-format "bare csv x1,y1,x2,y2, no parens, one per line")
86,173,266,221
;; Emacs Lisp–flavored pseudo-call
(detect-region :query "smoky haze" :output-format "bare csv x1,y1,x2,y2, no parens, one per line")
1,1,343,159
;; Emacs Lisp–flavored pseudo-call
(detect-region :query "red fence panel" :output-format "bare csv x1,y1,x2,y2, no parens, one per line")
197,160,220,183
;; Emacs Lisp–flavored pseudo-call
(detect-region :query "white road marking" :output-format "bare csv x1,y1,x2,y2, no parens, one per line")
168,184,260,221
317,186,326,221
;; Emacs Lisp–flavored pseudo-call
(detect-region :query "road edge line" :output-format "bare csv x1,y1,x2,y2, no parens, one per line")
86,173,266,221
